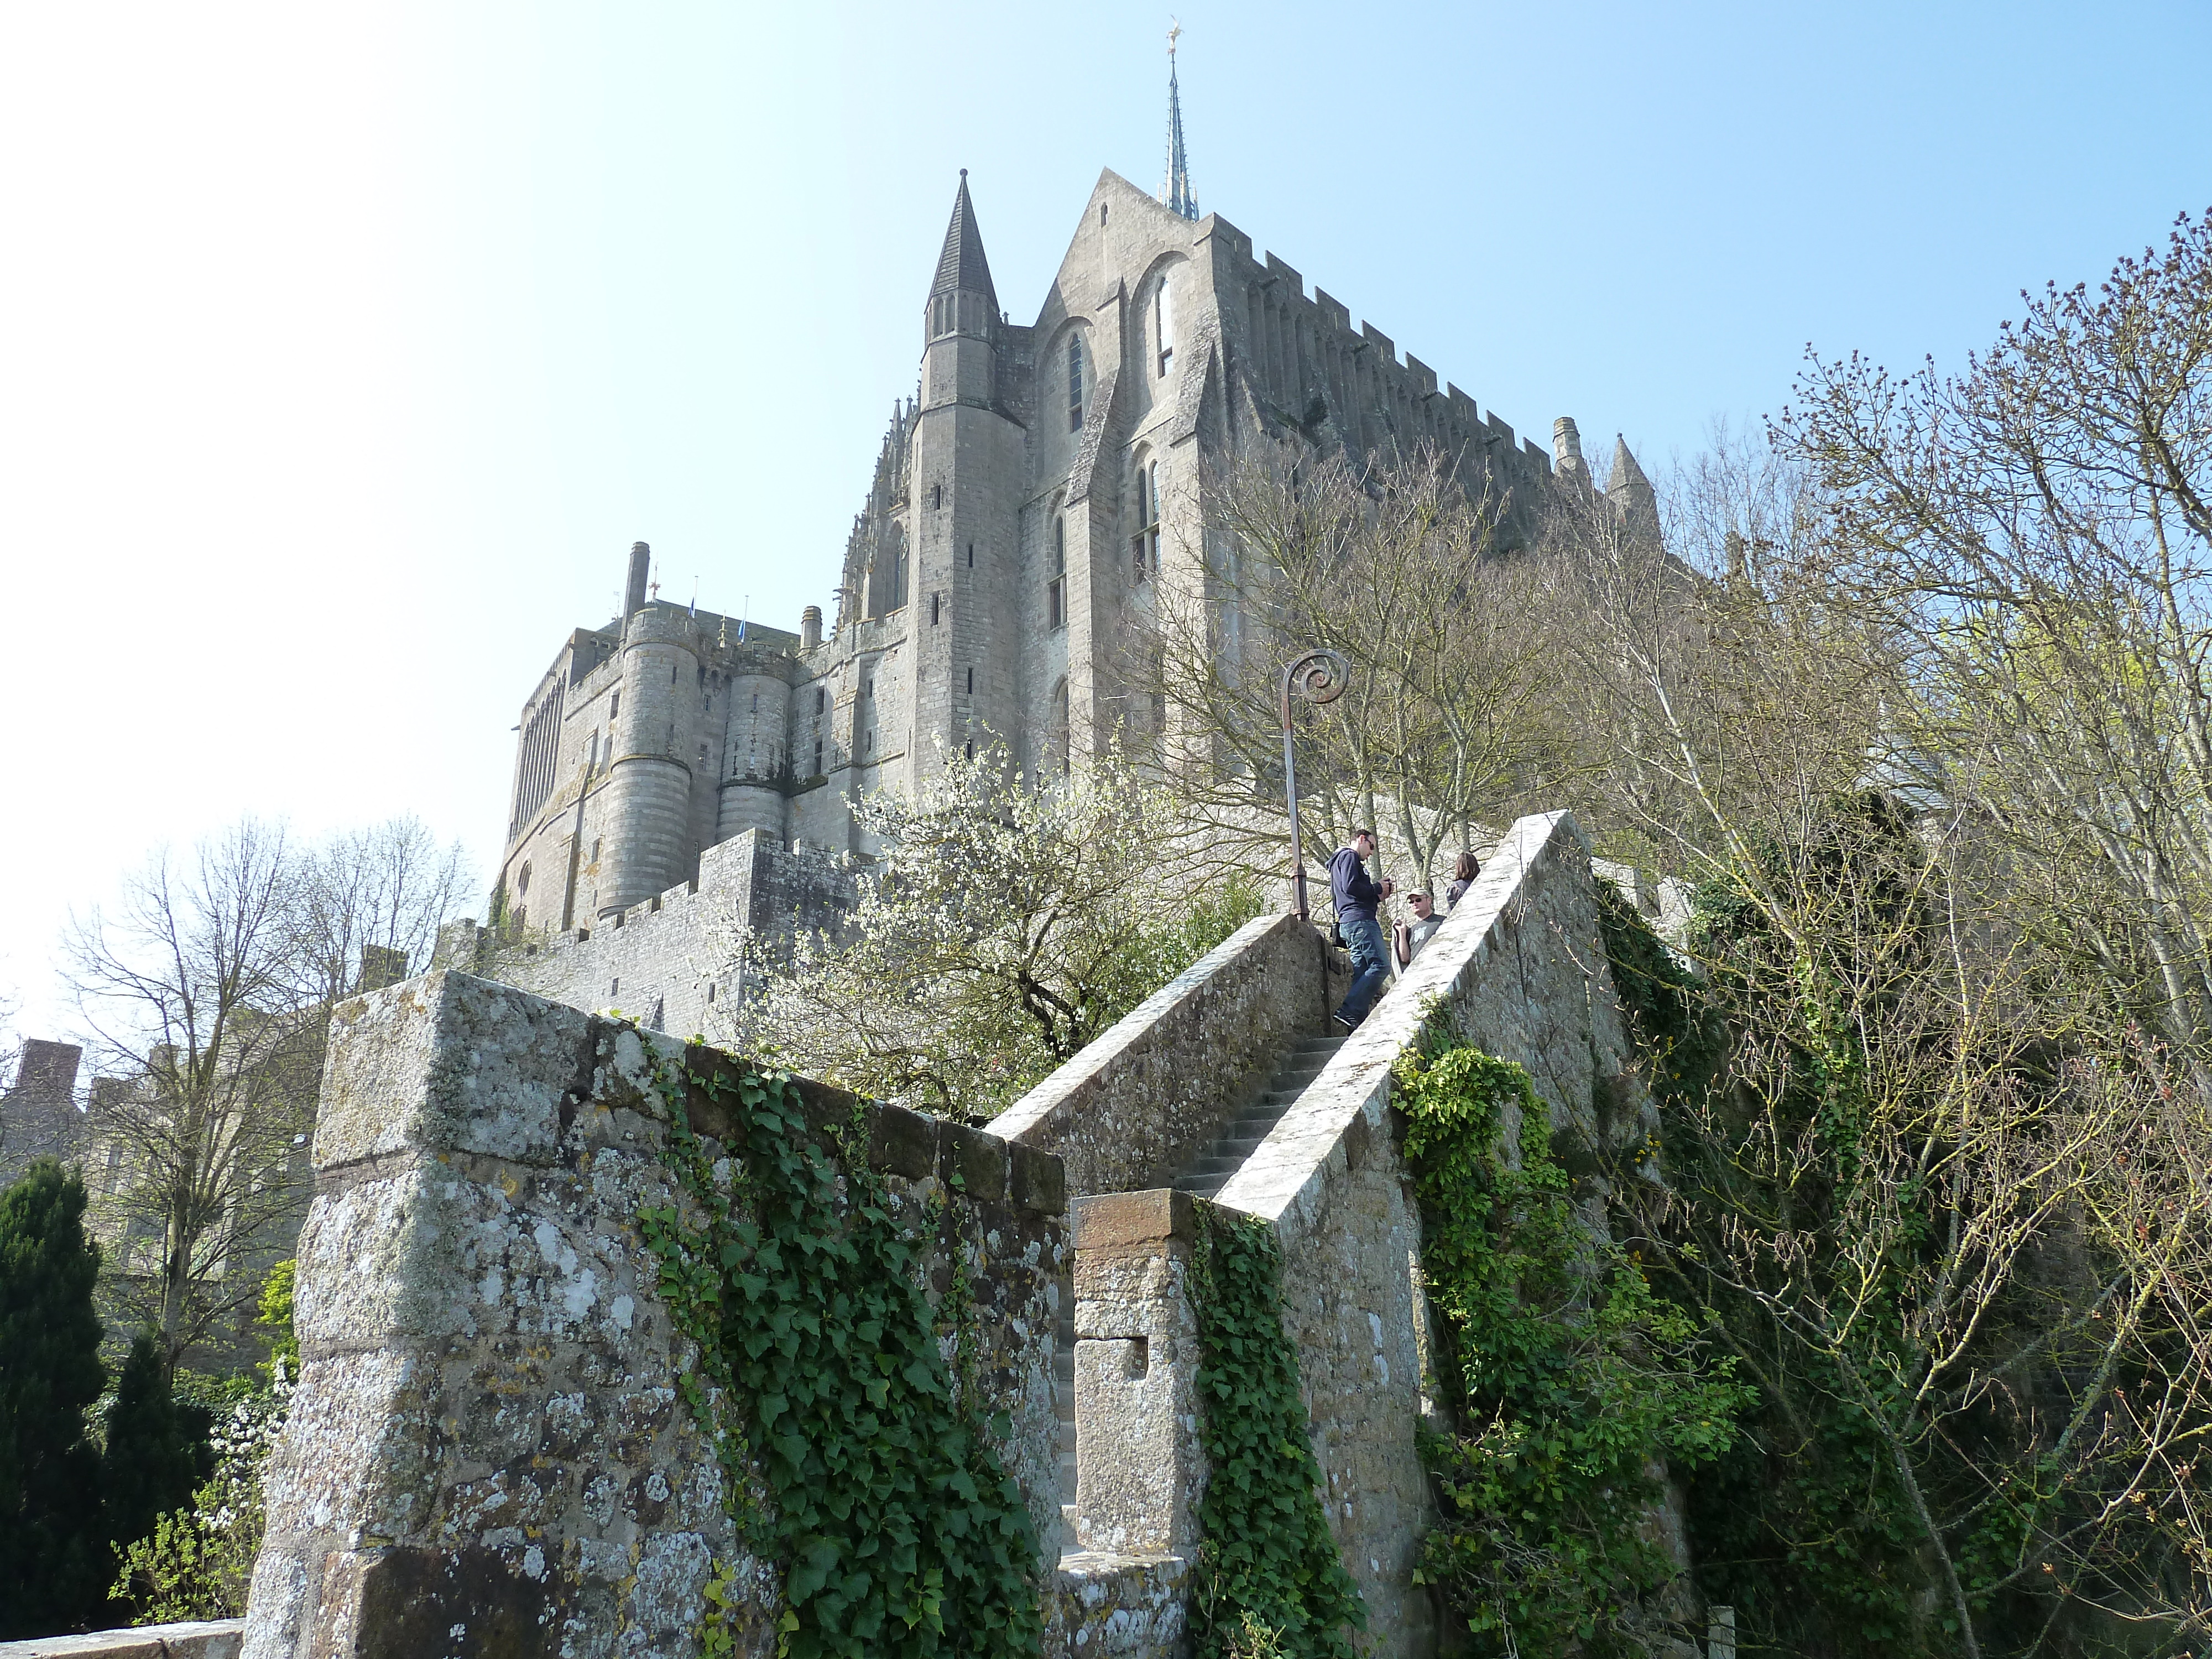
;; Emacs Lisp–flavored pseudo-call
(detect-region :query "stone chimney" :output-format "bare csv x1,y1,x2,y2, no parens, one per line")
1552,417,1586,478
800,605,822,652
624,542,651,619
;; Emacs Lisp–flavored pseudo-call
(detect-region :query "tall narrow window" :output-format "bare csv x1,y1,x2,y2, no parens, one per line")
1155,282,1175,377
966,541,974,568
1048,517,1066,630
1131,459,1160,582
1067,335,1084,432
609,690,619,722
966,666,974,694
931,593,941,626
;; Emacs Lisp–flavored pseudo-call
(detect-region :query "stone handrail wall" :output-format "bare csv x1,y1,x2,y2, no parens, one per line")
1206,810,1655,1657
995,911,1332,1196
0,1623,243,1658
242,971,1066,1658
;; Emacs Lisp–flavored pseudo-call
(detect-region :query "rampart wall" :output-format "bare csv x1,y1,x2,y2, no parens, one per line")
438,830,854,1039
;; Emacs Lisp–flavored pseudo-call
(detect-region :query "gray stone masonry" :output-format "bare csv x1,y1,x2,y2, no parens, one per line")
1,1038,84,1185
995,911,1332,1196
0,1624,242,1658
242,970,1066,1659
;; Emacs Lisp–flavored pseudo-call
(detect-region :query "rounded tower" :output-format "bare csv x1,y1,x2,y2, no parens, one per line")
594,604,700,921
716,668,790,843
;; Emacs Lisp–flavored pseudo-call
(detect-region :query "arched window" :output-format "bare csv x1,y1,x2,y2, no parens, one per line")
1048,516,1066,630
1067,335,1084,432
1131,458,1160,582
1155,281,1175,377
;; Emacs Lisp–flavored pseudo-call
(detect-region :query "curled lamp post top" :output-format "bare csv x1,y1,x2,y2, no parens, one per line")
1280,648,1349,731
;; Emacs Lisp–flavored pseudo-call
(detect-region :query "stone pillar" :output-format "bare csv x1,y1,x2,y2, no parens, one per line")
1071,1190,1207,1556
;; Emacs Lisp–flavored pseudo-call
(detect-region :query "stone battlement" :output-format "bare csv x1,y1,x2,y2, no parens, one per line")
436,828,854,1039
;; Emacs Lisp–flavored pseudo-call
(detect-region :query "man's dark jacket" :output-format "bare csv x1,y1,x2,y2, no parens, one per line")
1330,846,1381,924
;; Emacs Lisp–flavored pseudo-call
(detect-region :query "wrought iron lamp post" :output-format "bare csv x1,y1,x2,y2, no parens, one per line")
1279,649,1349,921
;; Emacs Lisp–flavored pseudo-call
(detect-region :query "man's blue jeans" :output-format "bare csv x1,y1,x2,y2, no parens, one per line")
1335,915,1387,1027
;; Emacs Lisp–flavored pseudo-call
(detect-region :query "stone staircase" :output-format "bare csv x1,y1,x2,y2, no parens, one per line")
1170,1031,1344,1199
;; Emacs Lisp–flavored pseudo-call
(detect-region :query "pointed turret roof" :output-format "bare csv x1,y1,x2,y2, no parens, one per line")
1162,26,1198,220
1606,435,1654,503
931,170,997,305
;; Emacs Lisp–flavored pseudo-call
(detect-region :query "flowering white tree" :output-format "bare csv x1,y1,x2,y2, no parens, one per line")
741,745,1259,1119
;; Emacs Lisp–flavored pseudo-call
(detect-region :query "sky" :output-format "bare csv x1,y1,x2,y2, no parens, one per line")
1,1,2207,1044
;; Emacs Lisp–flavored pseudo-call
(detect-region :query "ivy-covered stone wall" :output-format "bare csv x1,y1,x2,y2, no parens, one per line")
241,971,1066,1659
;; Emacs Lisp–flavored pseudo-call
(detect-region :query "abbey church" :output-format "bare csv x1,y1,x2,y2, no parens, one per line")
477,59,1656,1026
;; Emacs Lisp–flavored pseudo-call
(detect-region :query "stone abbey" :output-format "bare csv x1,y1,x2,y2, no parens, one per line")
491,83,1657,994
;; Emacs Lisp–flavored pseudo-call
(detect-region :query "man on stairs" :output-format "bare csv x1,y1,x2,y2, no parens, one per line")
1329,828,1392,1032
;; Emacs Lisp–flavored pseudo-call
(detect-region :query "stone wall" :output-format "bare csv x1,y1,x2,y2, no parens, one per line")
995,911,1332,1195
243,971,1066,1659
438,830,854,1040
1212,810,1659,1656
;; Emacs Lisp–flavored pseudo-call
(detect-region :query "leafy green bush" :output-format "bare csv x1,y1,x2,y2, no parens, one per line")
110,1366,290,1623
1393,1039,1750,1656
255,1258,297,1381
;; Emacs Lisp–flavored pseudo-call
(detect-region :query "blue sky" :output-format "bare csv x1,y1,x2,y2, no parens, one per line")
1,1,2206,1039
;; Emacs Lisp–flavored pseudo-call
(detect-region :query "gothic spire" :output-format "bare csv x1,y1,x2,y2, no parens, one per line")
931,169,996,306
1162,22,1198,221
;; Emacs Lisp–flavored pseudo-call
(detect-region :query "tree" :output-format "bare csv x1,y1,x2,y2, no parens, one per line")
1782,207,2212,1119
1135,444,1574,894
1616,796,2212,1658
64,819,320,1375
294,817,472,1012
64,815,470,1374
740,744,1260,1119
1504,239,2212,1644
0,1161,109,1637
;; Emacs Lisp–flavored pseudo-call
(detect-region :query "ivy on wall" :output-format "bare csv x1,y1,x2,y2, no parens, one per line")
1392,1035,1751,1657
632,1042,1042,1658
1187,1204,1368,1659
